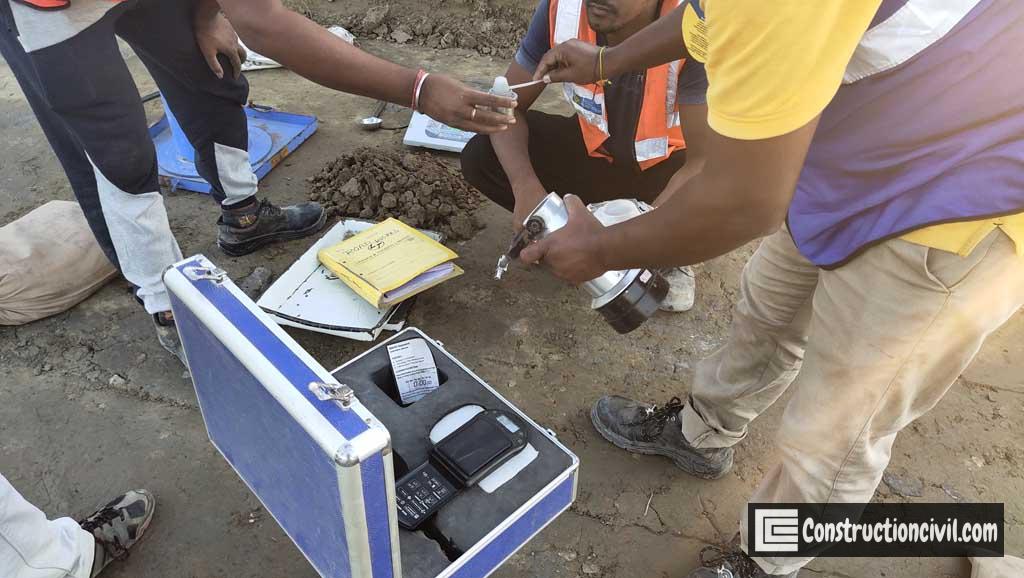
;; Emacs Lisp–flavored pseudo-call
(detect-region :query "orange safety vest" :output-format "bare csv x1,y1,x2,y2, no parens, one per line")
548,0,686,170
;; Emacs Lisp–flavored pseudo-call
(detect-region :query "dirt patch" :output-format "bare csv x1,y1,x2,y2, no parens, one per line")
288,0,532,59
309,147,485,241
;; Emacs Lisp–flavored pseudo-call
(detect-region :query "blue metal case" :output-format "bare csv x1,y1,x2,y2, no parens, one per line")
164,255,579,578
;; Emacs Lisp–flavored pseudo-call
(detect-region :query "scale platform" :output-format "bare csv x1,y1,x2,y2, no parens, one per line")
150,103,318,194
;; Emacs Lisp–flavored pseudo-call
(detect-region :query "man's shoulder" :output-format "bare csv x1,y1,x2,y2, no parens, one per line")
527,0,552,43
516,0,554,73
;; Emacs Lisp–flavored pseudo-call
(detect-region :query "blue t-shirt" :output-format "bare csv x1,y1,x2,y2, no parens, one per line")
516,0,707,168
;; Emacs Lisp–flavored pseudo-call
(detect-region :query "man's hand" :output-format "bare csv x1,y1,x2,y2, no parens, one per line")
519,195,607,285
195,11,247,80
533,39,601,84
511,182,547,232
534,5,689,83
418,75,516,135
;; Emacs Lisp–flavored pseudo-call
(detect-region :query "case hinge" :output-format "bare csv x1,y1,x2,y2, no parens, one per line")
308,381,354,409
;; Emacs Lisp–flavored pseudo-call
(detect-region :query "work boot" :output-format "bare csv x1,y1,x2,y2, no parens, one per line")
153,311,187,368
689,535,799,577
217,197,326,257
660,266,696,312
590,395,733,479
79,489,156,577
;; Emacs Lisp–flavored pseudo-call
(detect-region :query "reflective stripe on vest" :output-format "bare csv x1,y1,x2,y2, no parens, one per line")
844,0,982,83
635,137,670,163
550,0,685,169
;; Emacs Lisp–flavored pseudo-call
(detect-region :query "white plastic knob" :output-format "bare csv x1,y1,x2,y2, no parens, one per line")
592,199,642,226
492,76,511,93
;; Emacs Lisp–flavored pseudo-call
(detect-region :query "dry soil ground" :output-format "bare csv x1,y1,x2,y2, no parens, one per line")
1,3,1022,577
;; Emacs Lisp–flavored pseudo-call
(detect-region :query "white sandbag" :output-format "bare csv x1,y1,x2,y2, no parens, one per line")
0,200,117,325
972,555,1024,578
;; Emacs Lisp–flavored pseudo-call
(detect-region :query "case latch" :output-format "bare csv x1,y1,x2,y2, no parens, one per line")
309,381,355,409
183,265,228,284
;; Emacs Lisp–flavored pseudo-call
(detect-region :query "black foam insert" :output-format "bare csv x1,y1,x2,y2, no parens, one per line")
332,330,574,568
400,530,450,578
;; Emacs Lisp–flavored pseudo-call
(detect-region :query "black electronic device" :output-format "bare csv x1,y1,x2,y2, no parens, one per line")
396,409,529,530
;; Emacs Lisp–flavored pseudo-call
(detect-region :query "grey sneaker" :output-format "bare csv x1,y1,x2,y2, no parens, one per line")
153,312,187,368
660,266,696,312
690,535,799,577
218,197,326,256
590,396,733,480
79,489,156,577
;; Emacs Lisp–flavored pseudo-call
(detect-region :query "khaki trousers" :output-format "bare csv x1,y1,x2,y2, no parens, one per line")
679,228,1024,575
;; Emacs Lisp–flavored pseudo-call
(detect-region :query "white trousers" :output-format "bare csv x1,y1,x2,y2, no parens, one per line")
91,161,183,315
0,474,94,578
89,142,258,315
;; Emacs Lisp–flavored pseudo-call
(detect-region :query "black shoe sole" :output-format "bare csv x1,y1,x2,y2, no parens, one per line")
218,211,327,257
589,403,733,480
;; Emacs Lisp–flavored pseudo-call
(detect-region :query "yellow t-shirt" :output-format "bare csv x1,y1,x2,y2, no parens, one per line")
681,0,1024,257
901,214,1024,257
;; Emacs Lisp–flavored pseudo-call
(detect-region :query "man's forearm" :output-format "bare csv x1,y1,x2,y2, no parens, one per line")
221,1,416,106
595,118,820,270
604,5,688,77
491,110,542,191
652,154,704,206
598,170,787,271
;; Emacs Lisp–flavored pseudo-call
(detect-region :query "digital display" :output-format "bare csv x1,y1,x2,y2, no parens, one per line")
436,418,513,477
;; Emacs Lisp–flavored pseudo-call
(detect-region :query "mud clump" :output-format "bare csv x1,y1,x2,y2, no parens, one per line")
342,2,530,58
309,148,485,241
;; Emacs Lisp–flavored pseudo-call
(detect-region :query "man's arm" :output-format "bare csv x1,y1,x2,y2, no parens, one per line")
606,117,818,269
653,103,709,206
207,0,515,134
533,5,686,83
520,117,819,283
520,0,879,283
489,62,548,230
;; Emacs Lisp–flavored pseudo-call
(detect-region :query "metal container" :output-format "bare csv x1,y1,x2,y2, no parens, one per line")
524,194,668,334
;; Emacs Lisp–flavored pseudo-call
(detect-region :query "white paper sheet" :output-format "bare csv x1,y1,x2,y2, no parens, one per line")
402,111,476,153
387,338,440,404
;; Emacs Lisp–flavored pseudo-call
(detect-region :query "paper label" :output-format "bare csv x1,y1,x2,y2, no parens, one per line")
387,338,440,404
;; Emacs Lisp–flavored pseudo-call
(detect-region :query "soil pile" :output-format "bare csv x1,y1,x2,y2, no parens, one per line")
343,3,530,58
309,148,485,241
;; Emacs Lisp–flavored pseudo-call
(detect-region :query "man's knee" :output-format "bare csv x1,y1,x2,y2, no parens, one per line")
460,134,497,190
89,144,159,195
460,134,515,210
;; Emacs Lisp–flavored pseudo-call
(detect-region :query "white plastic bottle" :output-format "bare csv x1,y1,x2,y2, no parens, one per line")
488,76,517,117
